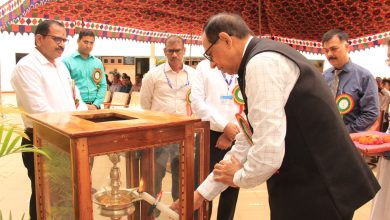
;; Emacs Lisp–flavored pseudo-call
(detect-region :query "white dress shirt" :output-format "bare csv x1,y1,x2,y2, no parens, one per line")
11,48,87,128
140,62,196,115
191,60,240,132
197,38,300,201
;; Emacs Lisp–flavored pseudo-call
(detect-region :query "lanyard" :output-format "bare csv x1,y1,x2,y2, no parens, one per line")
221,72,233,87
163,64,190,90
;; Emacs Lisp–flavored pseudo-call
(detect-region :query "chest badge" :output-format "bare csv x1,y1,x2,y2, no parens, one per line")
92,68,103,88
336,93,354,115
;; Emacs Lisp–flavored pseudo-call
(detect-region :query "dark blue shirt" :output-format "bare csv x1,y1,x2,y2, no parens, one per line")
323,60,379,133
119,84,132,93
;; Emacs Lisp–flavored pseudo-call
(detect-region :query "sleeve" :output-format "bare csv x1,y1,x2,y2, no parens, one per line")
381,88,390,98
197,53,292,199
191,64,229,130
140,72,154,110
93,61,108,107
11,64,55,113
197,132,251,200
74,84,88,111
347,73,380,132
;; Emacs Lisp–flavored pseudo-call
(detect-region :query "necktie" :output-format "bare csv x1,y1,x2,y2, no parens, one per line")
331,69,342,98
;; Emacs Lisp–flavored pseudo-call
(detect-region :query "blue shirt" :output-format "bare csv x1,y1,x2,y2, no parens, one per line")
323,60,379,133
63,52,107,107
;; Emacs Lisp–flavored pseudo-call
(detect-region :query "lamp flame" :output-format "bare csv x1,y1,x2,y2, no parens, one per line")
139,179,144,193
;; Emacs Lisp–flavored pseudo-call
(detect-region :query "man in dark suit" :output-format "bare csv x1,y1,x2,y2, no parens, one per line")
188,13,380,220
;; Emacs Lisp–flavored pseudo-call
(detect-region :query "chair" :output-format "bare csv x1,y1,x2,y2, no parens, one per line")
109,92,130,109
128,92,141,110
101,91,112,109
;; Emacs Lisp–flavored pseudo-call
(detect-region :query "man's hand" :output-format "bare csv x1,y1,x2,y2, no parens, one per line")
87,104,98,110
213,155,242,187
170,191,205,213
193,190,205,211
170,199,180,213
223,122,240,142
216,133,233,150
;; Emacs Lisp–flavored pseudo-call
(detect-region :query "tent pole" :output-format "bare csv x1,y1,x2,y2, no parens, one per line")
189,33,193,67
258,0,262,36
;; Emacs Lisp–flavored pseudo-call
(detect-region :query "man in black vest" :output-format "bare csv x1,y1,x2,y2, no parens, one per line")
189,13,380,220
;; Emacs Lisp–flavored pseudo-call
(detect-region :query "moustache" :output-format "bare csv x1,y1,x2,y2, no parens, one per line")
56,46,64,52
329,57,337,60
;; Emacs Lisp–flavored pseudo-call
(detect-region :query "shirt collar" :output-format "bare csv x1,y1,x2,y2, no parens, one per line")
164,62,187,74
242,36,254,58
333,59,353,74
33,48,60,66
72,51,93,59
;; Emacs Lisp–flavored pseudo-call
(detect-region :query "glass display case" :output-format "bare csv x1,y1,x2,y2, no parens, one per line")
27,109,209,220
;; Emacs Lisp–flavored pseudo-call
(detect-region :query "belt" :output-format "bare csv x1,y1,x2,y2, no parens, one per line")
85,102,100,109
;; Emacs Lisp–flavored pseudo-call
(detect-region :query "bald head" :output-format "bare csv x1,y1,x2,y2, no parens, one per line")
165,35,184,46
203,13,253,44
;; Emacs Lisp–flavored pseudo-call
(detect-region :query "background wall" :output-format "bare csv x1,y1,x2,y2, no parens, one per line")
0,32,388,92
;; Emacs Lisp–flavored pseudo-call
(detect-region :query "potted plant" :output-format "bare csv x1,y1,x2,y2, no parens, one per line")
0,105,50,220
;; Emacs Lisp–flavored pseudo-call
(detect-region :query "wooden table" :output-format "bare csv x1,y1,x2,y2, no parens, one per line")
28,109,209,220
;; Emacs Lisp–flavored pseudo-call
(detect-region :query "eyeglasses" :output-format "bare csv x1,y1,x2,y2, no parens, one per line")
165,49,182,54
42,34,69,45
203,38,219,62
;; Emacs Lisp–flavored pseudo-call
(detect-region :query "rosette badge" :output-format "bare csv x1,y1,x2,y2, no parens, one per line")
92,68,103,88
232,85,245,105
336,93,354,115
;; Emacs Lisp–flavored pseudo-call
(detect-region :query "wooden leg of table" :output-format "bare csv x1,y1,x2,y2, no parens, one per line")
71,138,93,220
181,125,195,220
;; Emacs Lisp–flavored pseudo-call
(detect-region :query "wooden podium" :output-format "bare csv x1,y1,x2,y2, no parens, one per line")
27,109,210,220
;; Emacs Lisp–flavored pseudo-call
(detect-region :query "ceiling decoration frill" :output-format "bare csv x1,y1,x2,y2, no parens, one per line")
1,0,389,54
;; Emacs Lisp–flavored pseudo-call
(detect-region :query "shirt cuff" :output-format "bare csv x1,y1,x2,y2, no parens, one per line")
219,119,229,132
196,176,222,201
233,169,244,187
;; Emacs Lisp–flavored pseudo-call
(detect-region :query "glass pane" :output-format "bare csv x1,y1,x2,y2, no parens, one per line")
40,140,74,219
91,145,183,220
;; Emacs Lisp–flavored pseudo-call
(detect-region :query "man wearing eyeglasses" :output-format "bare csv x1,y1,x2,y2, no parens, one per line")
11,20,87,220
140,35,196,216
63,29,107,110
181,13,380,220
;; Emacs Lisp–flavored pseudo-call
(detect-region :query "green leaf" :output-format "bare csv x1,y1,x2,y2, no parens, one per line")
5,136,21,155
1,127,14,156
0,125,4,143
0,127,6,157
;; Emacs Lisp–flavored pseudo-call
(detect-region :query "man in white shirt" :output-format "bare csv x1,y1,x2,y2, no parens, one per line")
140,35,196,215
183,13,379,220
191,59,240,220
11,20,86,220
370,39,390,220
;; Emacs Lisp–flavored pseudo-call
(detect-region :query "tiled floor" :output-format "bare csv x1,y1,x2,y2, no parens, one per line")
0,93,374,219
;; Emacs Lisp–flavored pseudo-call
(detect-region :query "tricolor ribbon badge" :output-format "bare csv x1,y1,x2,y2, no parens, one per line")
232,85,245,106
186,89,192,116
236,113,253,146
232,85,253,145
92,68,103,88
336,93,354,115
71,80,79,109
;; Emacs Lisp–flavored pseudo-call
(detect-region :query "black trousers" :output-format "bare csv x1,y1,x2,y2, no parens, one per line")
21,128,37,220
208,130,240,220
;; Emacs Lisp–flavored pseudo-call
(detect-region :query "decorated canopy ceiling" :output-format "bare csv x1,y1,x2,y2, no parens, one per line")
1,0,389,54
